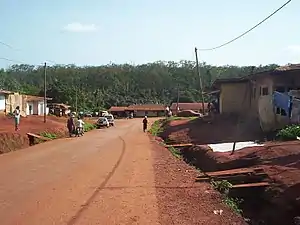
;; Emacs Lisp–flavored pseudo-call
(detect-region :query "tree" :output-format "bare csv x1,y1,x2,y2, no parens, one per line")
0,61,278,110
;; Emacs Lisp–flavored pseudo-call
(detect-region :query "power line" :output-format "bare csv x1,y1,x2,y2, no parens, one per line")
0,57,24,64
0,40,58,65
0,56,57,67
0,40,20,50
198,0,292,51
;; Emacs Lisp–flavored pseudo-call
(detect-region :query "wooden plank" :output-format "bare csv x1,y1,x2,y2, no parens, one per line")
201,167,264,178
27,133,50,141
195,172,267,182
165,143,194,148
231,182,270,189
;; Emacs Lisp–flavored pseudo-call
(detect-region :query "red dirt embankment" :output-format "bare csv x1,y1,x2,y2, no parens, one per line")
150,136,247,225
160,115,263,145
160,117,300,225
181,143,300,225
0,115,68,154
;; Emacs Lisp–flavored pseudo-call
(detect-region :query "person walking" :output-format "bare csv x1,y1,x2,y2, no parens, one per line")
143,116,148,132
13,106,21,131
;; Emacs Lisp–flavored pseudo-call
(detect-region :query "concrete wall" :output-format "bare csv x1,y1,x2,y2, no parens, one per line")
219,82,251,114
134,110,164,117
250,75,274,117
5,93,26,116
0,94,5,111
258,95,277,132
26,101,49,116
26,102,34,115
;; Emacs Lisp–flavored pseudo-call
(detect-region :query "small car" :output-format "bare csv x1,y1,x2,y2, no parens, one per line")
96,117,109,128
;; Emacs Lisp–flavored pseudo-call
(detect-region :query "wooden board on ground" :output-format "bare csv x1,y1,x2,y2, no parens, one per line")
27,133,50,141
231,182,270,189
197,167,264,178
165,143,194,148
196,172,267,182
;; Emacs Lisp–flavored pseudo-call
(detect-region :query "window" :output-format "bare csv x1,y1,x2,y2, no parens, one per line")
260,86,269,96
276,107,287,116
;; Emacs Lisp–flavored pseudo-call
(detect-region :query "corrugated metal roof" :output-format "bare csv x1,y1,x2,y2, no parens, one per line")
275,63,300,71
127,104,165,111
0,90,13,94
170,102,208,111
108,106,128,112
25,95,52,101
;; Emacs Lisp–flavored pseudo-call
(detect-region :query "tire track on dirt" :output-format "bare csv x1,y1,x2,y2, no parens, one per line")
67,135,126,225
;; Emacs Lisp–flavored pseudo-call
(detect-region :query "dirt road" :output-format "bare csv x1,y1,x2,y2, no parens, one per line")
0,119,246,225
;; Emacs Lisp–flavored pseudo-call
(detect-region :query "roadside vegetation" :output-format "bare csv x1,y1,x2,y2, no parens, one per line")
276,125,300,141
40,132,57,140
211,180,243,215
168,146,182,159
84,122,97,132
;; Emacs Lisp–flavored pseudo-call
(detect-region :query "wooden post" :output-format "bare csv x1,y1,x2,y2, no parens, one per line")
43,62,47,123
195,47,205,114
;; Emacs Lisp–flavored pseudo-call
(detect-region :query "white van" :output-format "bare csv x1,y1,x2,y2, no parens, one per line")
105,114,115,126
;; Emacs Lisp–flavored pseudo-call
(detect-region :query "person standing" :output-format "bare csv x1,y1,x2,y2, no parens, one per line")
143,116,148,132
13,106,21,131
67,114,76,137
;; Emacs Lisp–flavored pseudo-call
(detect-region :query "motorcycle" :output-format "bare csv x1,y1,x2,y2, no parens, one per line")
76,127,84,137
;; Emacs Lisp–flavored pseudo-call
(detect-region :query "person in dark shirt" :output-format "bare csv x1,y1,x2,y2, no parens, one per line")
143,116,148,132
67,114,76,137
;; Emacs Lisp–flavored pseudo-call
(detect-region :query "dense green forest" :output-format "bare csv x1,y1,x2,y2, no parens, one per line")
0,61,278,110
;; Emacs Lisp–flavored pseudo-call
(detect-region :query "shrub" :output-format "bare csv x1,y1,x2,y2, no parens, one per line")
276,125,300,141
149,119,165,136
211,180,233,195
40,132,57,140
84,122,96,132
168,146,182,158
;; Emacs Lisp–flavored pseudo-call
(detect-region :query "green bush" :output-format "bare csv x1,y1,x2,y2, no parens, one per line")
223,197,243,215
276,125,300,141
40,132,57,140
84,122,96,132
211,180,233,195
168,146,182,158
149,119,165,136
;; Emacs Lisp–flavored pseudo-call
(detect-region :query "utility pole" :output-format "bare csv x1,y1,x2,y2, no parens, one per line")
75,88,78,115
176,85,180,114
43,62,47,123
195,47,205,114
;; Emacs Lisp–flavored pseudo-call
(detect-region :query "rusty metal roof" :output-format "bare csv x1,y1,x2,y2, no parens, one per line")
127,104,165,111
170,102,208,111
0,90,14,94
275,63,300,71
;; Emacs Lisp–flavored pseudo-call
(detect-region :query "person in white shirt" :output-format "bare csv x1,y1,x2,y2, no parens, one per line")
13,106,21,131
76,116,85,136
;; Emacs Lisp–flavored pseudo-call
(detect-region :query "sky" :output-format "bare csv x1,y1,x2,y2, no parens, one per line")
0,0,299,68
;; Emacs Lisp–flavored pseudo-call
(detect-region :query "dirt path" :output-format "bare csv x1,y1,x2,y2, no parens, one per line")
0,119,246,225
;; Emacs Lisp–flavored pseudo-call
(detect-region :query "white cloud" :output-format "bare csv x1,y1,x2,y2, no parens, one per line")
286,45,300,54
63,22,98,32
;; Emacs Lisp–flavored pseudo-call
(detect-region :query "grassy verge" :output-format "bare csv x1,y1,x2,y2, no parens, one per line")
168,146,182,159
149,119,165,136
84,122,97,132
40,132,57,140
211,180,243,215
